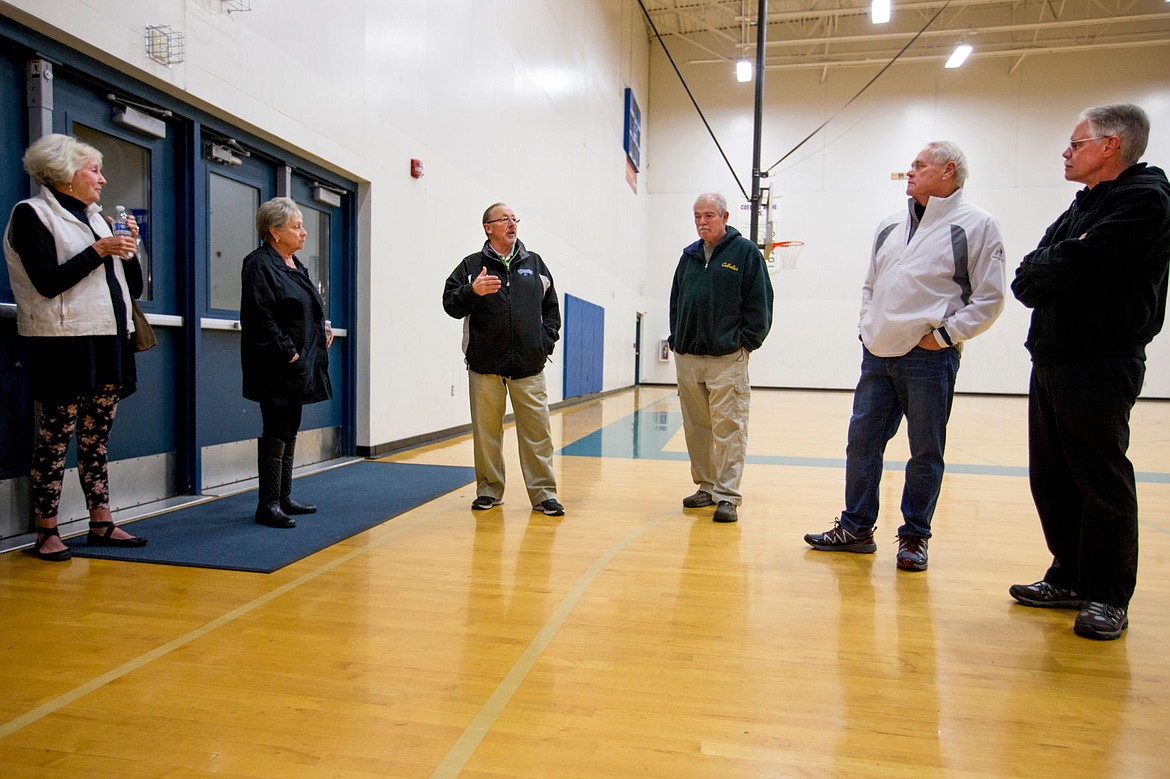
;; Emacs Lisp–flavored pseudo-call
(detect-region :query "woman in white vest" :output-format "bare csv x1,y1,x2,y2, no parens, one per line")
2,134,148,560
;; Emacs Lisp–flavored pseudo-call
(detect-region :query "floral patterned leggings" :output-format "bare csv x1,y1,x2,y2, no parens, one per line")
30,386,120,522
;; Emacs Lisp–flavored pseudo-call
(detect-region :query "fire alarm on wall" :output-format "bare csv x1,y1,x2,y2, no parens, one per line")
410,158,424,179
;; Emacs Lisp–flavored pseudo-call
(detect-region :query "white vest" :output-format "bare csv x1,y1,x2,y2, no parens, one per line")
3,186,134,337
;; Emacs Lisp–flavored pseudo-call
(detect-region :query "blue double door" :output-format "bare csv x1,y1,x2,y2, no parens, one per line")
0,25,354,542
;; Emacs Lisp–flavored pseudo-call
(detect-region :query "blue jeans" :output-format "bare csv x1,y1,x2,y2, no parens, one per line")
840,345,959,538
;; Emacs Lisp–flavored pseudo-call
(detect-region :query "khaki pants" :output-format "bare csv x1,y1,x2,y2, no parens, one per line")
469,369,557,506
675,351,751,505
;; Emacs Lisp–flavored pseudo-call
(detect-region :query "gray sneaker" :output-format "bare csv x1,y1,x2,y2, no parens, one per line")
1008,581,1086,609
1074,602,1128,640
804,518,877,554
682,490,716,508
896,535,928,571
713,501,738,523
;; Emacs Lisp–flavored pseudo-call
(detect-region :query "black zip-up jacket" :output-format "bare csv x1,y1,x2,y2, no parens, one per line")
442,239,561,379
669,226,774,355
1012,163,1170,366
240,243,332,405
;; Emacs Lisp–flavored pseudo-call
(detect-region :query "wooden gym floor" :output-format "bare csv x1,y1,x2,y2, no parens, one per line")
0,385,1167,777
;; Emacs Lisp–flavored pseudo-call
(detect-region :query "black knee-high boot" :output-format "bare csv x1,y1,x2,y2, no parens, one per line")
280,437,317,515
255,437,295,528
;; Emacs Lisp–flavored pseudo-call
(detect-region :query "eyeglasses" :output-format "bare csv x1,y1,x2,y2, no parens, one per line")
485,216,520,225
1067,136,1108,152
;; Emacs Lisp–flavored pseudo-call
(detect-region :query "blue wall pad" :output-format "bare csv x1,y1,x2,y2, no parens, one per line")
65,460,476,573
563,293,604,398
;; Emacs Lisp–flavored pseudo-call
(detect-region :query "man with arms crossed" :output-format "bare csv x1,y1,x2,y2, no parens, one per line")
1010,104,1170,640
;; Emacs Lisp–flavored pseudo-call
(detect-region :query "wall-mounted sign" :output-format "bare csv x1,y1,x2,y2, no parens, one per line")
623,87,641,173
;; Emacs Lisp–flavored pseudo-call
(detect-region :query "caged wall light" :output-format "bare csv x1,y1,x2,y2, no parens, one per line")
144,25,185,67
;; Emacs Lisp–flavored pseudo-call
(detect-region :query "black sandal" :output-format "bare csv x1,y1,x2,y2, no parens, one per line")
23,524,72,562
87,521,148,548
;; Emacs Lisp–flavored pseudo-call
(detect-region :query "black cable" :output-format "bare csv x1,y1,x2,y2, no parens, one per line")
765,0,952,175
637,0,748,201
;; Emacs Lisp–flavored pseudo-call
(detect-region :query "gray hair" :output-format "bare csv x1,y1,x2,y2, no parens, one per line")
923,141,968,188
22,133,103,188
482,202,507,225
693,192,728,214
256,197,302,242
1081,103,1149,167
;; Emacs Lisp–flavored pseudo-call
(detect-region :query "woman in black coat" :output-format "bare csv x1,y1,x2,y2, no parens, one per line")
240,197,332,528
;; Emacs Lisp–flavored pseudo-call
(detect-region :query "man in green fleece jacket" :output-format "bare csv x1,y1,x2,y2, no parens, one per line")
669,192,774,524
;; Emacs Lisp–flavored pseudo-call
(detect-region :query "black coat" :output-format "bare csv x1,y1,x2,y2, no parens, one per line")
1013,163,1170,366
442,240,560,379
240,244,332,405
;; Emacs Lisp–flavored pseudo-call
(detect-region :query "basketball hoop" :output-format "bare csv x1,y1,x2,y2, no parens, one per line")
767,240,805,272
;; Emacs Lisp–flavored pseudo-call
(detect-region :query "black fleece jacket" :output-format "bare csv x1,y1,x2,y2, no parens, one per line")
442,240,560,380
1012,163,1170,366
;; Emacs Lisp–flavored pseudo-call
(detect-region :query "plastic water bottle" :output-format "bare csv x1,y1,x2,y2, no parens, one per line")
112,205,132,238
112,206,133,258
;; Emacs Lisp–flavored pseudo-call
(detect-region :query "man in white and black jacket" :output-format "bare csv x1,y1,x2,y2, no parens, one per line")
442,202,565,517
805,141,1006,572
1009,104,1170,641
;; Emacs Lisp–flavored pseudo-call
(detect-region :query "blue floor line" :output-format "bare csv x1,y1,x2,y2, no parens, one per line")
560,404,1170,485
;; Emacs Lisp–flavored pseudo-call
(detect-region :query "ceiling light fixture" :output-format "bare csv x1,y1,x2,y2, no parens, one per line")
871,0,891,24
945,43,973,68
736,59,753,83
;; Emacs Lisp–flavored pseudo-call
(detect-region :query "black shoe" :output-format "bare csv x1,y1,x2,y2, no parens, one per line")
682,490,716,509
896,535,928,571
255,502,296,528
472,495,503,510
535,498,565,516
1008,581,1086,609
713,501,738,523
1074,602,1128,640
23,524,72,562
281,498,318,515
804,518,877,553
87,521,148,548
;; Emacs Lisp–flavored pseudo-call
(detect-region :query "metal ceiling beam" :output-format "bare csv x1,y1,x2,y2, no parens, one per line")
730,11,1170,52
754,36,1170,71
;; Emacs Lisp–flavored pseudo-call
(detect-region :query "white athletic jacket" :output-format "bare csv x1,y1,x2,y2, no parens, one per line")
860,188,1006,357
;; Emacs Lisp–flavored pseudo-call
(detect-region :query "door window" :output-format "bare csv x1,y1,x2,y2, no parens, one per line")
208,172,259,311
299,204,330,317
72,124,152,299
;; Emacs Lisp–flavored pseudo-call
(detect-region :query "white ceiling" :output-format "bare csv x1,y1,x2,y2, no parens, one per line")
640,0,1170,76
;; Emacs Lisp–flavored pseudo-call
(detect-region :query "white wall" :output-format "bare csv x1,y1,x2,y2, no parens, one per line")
4,0,1168,458
640,46,1170,398
1,0,653,448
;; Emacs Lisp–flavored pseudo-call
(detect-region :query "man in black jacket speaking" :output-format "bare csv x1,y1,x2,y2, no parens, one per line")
1010,104,1170,640
670,192,774,524
443,203,565,517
